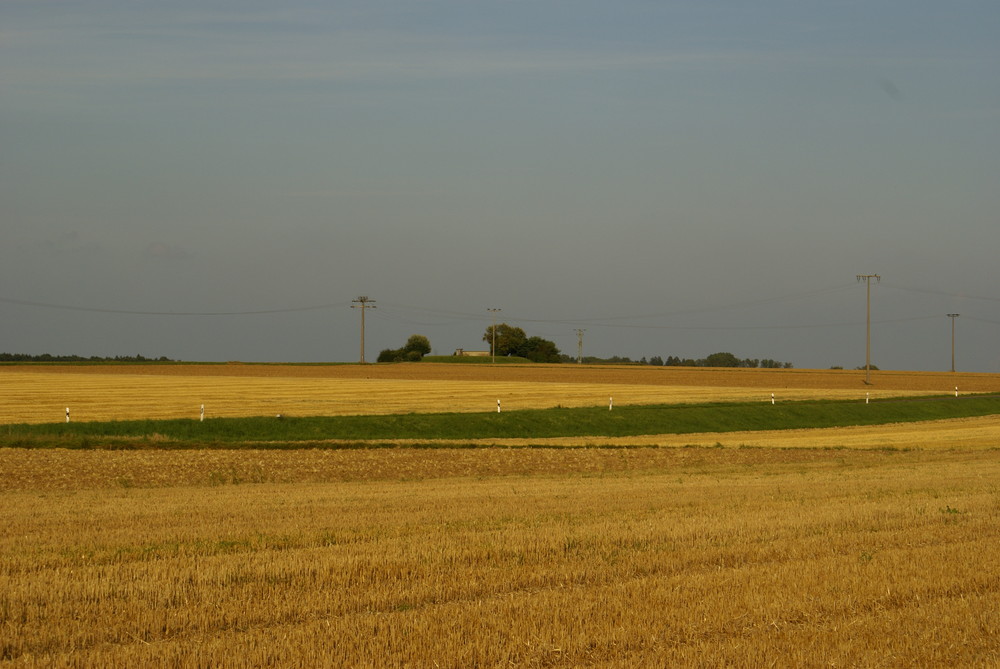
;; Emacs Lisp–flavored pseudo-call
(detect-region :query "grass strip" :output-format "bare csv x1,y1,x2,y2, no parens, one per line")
2,395,999,449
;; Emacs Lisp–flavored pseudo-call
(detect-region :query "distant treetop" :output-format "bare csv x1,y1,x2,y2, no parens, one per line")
0,353,172,363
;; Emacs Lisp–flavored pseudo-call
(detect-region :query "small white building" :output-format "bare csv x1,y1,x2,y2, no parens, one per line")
453,348,490,357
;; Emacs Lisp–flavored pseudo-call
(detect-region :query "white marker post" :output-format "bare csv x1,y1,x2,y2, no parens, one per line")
955,386,959,398
497,399,501,414
609,397,613,411
771,393,775,405
65,407,70,423
866,392,870,405
200,404,205,422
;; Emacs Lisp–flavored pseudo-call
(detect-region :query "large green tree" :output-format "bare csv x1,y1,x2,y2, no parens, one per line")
403,334,431,357
481,324,561,362
482,323,527,357
703,352,740,368
521,336,561,363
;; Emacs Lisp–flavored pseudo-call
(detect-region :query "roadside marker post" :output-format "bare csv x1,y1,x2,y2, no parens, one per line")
65,407,70,423
609,397,613,411
200,404,205,422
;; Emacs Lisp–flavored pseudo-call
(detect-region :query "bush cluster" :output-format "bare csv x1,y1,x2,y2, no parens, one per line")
377,335,432,363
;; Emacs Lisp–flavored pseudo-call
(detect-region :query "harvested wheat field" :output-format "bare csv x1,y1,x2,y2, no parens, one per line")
1,363,994,424
2,448,999,666
4,363,1000,666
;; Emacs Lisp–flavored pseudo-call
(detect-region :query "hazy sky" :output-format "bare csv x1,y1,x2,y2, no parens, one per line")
3,1,999,371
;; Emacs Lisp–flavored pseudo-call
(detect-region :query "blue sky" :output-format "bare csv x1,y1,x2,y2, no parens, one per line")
2,1,999,370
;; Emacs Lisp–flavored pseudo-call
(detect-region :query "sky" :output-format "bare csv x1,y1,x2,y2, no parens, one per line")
2,0,999,371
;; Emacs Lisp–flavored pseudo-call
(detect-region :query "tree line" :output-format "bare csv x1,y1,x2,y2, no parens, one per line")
377,328,791,369
379,325,564,364
581,352,793,368
482,324,562,363
0,353,172,362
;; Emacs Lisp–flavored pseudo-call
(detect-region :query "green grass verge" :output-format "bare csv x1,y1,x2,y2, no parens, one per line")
2,395,999,449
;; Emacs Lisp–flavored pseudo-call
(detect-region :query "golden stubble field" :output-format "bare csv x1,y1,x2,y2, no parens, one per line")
2,448,999,666
4,362,1000,449
1,362,996,425
3,363,1000,666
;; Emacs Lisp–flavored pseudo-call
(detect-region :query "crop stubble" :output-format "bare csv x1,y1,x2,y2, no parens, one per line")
2,363,994,425
2,449,998,666
4,363,1000,448
4,364,1000,665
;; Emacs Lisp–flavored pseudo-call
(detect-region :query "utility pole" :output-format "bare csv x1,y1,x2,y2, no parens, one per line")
351,296,375,363
575,328,586,363
857,275,880,385
487,308,501,363
947,314,960,373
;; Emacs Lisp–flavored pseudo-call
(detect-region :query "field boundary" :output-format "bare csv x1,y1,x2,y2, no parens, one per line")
4,394,1000,450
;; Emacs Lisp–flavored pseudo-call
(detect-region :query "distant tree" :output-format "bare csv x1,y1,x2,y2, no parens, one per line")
649,355,664,366
703,352,740,368
377,334,432,363
0,352,172,363
521,336,561,363
403,334,431,357
483,323,527,357
658,353,792,368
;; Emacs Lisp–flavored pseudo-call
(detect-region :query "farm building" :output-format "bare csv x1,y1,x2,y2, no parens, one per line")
453,349,490,357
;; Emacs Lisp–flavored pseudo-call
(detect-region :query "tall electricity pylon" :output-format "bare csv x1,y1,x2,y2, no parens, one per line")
352,296,375,363
857,275,880,385
575,329,586,363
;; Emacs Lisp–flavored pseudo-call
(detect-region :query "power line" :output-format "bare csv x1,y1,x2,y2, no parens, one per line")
884,283,1000,303
0,296,348,316
379,284,858,325
964,315,1000,326
373,305,941,331
0,282,867,323
504,285,859,325
2,283,988,337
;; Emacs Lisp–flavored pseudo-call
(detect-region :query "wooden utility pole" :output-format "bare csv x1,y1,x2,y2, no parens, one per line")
857,275,880,385
352,296,375,363
487,308,501,363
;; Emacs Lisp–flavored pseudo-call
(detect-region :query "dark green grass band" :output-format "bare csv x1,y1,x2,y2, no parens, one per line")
3,395,999,449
